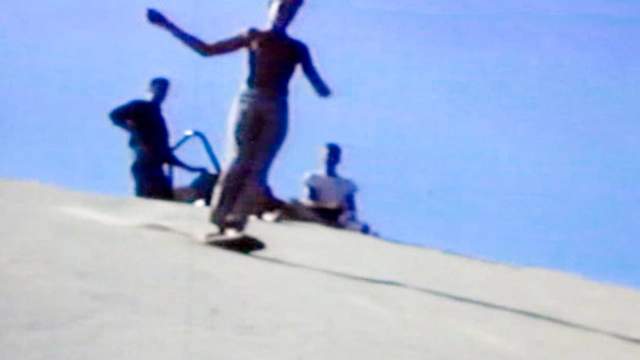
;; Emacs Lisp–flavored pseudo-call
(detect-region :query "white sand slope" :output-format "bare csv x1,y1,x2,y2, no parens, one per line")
1,180,639,359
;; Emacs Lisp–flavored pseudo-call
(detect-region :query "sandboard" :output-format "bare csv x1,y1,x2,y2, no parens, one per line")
205,233,265,254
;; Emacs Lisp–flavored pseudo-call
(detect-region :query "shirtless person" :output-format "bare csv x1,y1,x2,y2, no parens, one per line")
147,0,331,233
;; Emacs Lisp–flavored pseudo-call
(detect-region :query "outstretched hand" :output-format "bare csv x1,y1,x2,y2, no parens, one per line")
318,87,331,98
147,8,170,27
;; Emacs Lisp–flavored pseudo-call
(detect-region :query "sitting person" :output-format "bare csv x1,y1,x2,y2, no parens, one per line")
301,143,369,233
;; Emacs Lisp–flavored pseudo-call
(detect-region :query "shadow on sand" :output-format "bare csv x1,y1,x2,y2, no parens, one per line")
138,222,639,345
252,253,640,346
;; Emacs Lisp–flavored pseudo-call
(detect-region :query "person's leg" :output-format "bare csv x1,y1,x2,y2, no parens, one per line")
132,159,155,197
210,94,289,231
255,97,288,207
131,159,173,200
271,200,329,223
209,95,258,230
152,166,174,200
131,161,146,197
312,207,343,225
234,96,288,215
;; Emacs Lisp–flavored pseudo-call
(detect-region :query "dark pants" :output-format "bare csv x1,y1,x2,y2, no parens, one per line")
210,90,288,228
131,157,173,200
306,206,344,226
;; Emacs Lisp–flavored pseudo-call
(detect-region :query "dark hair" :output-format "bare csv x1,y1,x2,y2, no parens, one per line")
268,0,304,7
326,143,341,156
150,77,170,90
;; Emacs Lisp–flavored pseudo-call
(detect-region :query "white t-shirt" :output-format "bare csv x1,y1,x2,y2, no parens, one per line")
303,172,358,209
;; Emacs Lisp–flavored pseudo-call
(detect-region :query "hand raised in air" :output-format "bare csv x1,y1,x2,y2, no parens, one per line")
147,8,170,27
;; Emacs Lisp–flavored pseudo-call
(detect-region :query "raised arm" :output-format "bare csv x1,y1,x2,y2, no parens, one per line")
147,9,248,57
299,45,331,97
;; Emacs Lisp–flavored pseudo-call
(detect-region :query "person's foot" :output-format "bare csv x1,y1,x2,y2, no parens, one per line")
259,196,285,213
223,214,248,232
261,209,284,222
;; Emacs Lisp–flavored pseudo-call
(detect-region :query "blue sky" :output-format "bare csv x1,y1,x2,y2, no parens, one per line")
2,1,640,288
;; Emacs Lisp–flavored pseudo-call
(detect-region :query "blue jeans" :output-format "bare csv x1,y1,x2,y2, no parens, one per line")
210,90,288,228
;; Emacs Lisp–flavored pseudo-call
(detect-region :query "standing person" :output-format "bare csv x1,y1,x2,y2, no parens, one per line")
147,0,331,233
110,77,206,200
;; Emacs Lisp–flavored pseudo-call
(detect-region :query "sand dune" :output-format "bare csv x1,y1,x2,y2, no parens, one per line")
1,180,639,359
